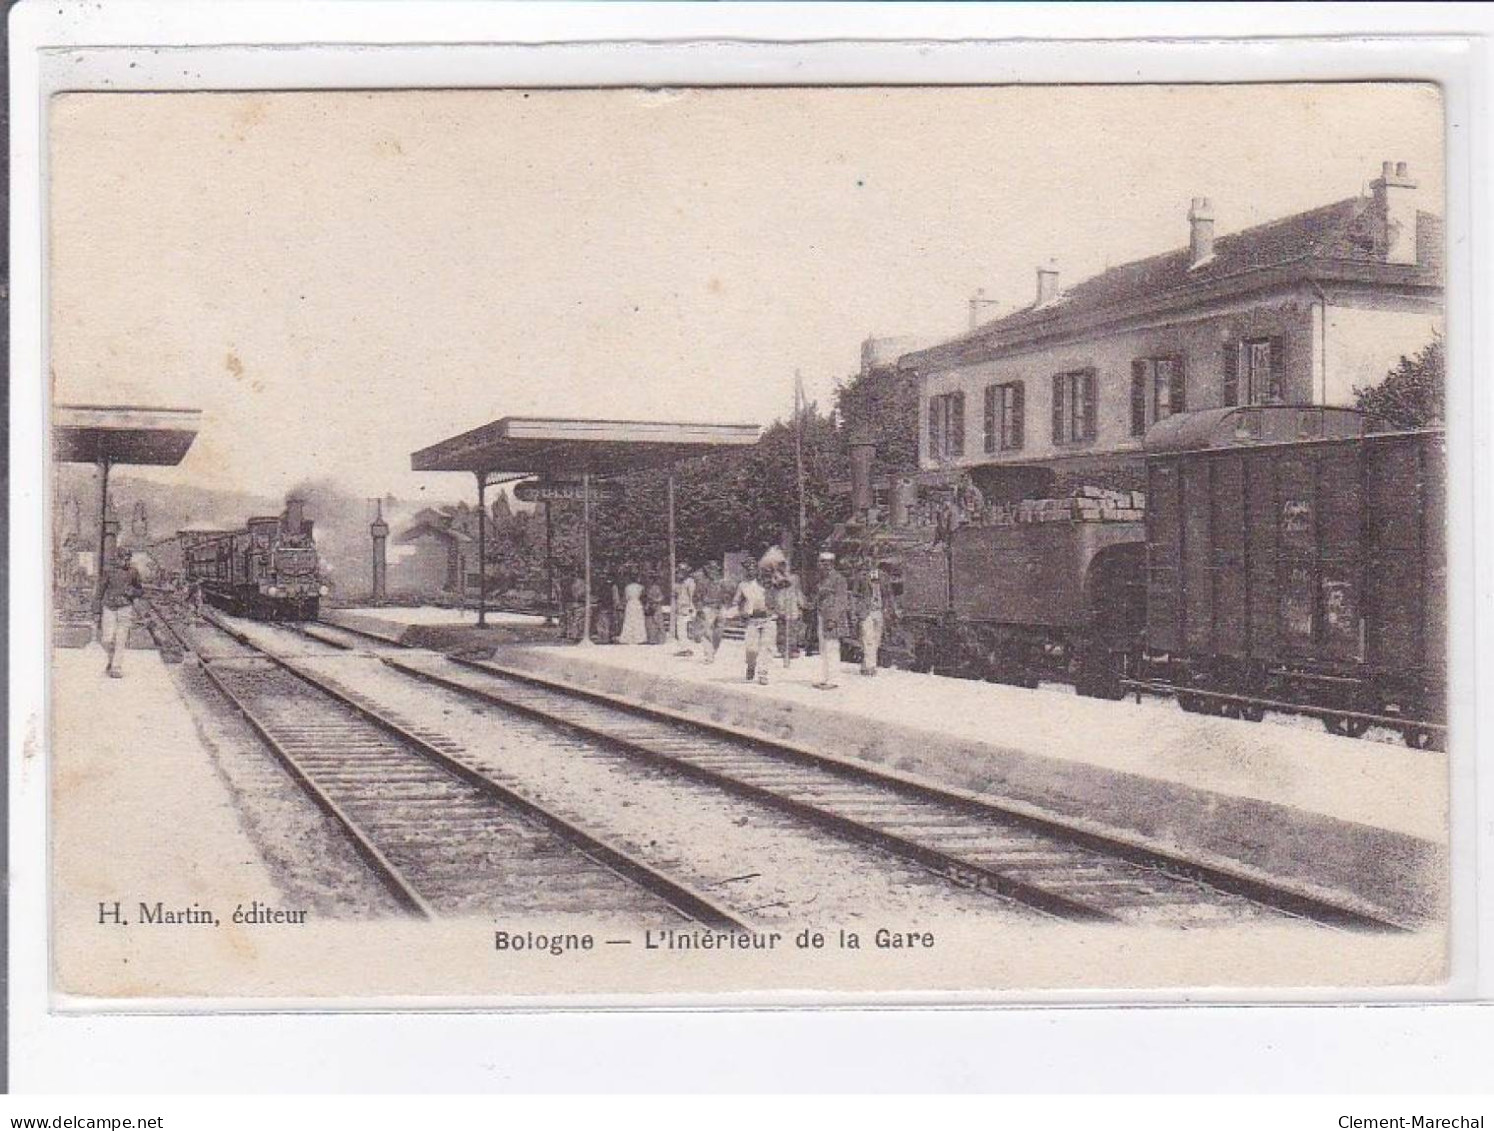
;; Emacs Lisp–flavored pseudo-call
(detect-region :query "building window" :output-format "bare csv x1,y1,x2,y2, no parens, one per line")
1223,337,1285,406
983,381,1025,453
1130,357,1186,436
1051,369,1097,444
927,391,965,459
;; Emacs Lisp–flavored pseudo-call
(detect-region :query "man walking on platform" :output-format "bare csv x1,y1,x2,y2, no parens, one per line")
778,565,805,669
566,575,587,643
100,546,143,678
692,560,725,664
813,551,849,689
673,563,696,656
732,562,776,685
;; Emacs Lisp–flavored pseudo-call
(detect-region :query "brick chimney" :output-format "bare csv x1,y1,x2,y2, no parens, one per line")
1188,197,1215,267
1372,160,1419,266
1035,259,1060,305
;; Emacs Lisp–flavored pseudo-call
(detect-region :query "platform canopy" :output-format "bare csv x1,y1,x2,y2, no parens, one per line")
53,403,202,466
411,415,760,633
53,403,203,626
411,416,761,478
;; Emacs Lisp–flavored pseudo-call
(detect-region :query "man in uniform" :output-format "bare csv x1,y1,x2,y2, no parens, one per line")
777,565,805,669
567,575,588,642
732,561,776,685
187,576,206,619
673,562,696,655
857,567,885,677
812,551,850,689
691,560,725,665
99,546,143,678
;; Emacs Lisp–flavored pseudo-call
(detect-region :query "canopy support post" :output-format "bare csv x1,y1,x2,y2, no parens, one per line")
93,454,112,630
544,500,556,626
667,468,677,642
476,471,488,628
580,471,593,646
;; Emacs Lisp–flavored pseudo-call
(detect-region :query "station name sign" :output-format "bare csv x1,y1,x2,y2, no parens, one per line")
513,479,622,503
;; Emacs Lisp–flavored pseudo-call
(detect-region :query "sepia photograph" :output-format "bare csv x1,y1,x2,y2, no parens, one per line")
43,80,1454,1002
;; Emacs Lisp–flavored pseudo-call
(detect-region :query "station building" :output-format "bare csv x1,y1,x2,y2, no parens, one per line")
899,161,1444,491
390,505,479,598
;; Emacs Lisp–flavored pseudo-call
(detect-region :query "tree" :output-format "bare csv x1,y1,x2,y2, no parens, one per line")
1354,334,1444,430
835,362,920,473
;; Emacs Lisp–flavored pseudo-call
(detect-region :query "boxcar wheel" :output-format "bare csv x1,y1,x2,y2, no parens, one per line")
1177,691,1205,714
1076,651,1124,701
912,640,936,675
1402,726,1439,751
1324,715,1371,739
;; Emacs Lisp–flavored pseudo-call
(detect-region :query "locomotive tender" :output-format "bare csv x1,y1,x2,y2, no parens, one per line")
181,497,326,620
832,406,1446,748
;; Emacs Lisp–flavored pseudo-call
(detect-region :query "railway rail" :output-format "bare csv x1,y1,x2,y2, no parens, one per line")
307,615,1396,931
1121,677,1445,749
179,607,747,927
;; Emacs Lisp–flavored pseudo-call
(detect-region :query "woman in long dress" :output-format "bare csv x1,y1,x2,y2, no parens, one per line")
618,577,648,644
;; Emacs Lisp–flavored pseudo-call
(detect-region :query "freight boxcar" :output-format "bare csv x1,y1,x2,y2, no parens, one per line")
1140,405,1445,745
824,404,1445,747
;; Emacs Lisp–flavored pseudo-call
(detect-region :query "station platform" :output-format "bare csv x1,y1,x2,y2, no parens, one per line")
50,642,282,995
330,605,559,650
327,607,1448,930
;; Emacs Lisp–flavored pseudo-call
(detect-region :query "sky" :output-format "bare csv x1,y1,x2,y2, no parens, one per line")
49,84,1444,504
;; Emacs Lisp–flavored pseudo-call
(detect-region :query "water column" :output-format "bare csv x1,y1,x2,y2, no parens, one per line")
370,499,389,605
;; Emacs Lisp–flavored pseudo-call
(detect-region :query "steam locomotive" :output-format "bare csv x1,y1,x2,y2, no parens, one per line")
180,497,327,620
828,406,1446,748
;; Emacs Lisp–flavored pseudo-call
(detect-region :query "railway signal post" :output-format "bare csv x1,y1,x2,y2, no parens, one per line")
476,471,488,627
370,499,389,605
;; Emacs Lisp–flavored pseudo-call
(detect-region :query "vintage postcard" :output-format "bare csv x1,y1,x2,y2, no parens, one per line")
45,81,1455,1004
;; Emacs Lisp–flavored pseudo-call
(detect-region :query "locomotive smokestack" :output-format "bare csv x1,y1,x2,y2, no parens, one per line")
849,427,876,520
890,475,915,527
284,496,306,535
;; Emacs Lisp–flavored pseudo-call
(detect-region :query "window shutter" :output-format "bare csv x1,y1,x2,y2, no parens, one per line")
1130,360,1147,436
1082,370,1098,440
1171,354,1186,412
1222,344,1239,407
1011,383,1025,449
950,391,965,456
1052,375,1064,442
1269,336,1286,402
928,396,941,457
984,385,997,453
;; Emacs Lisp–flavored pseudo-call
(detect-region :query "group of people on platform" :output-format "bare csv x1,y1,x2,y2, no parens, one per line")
562,566,674,648
560,548,884,691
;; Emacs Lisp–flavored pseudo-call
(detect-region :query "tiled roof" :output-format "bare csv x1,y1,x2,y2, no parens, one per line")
904,197,1443,369
395,506,477,544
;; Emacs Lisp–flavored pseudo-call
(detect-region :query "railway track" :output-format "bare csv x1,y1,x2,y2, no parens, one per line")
182,609,746,927
307,615,1390,930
